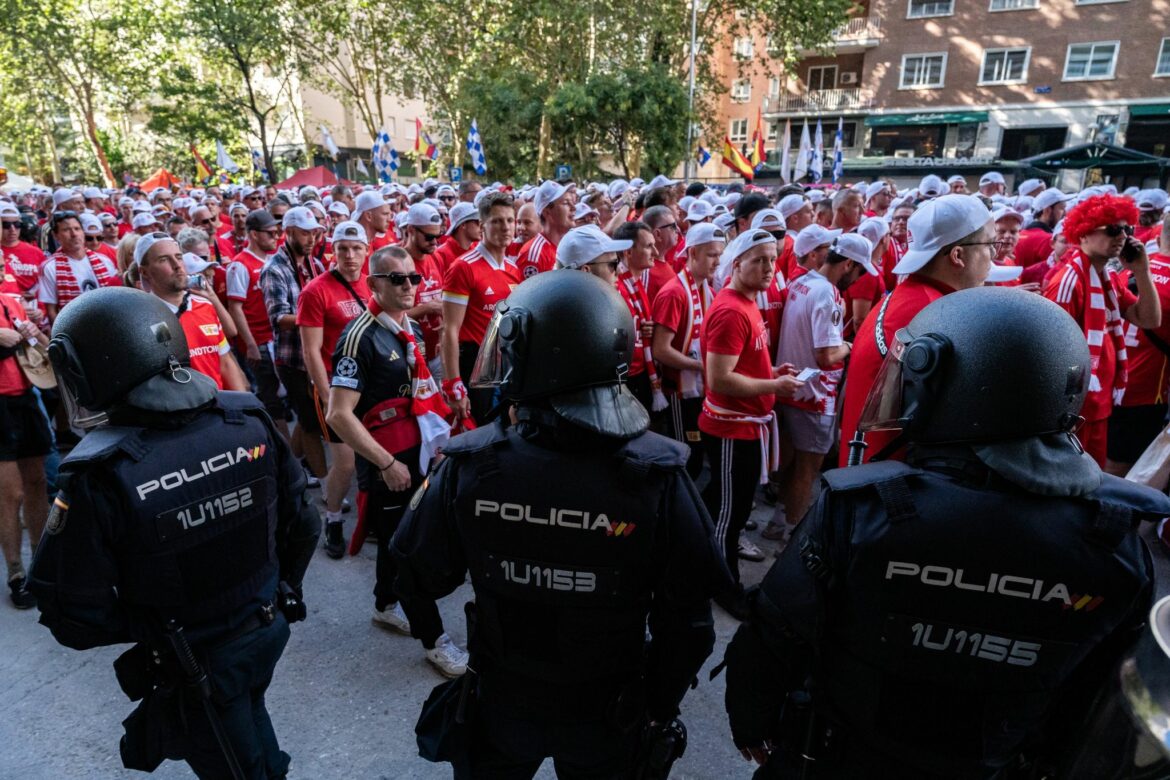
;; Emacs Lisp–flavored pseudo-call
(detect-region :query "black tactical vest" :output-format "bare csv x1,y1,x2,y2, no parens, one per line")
60,394,281,628
763,460,1162,778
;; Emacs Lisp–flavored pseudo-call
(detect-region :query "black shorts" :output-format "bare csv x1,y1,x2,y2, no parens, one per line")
275,364,321,436
0,390,53,461
1107,403,1167,464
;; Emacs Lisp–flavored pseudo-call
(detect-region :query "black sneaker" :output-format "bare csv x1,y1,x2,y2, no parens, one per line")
8,577,35,610
323,522,345,559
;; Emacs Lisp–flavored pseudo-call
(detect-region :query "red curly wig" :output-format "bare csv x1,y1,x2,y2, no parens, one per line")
1063,194,1140,245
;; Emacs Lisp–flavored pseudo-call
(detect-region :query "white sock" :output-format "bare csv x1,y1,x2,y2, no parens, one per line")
325,511,342,525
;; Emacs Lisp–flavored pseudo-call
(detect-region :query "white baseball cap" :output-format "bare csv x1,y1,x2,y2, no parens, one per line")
979,171,1006,186
134,231,175,266
282,206,321,231
331,220,369,245
806,190,826,204
919,175,946,198
857,216,889,246
352,191,386,221
793,224,843,257
684,222,728,251
749,208,786,232
1032,189,1071,213
607,179,629,200
327,201,350,218
991,206,1024,225
830,233,877,275
183,252,215,274
555,225,631,269
131,212,160,230
647,174,678,190
405,203,442,228
52,188,80,208
777,194,809,220
714,228,778,290
946,175,967,186
0,202,20,219
894,194,992,275
864,181,888,201
678,196,695,215
228,202,248,216
446,202,479,235
686,199,715,222
1017,178,1045,198
534,180,568,215
79,213,103,236
83,187,105,200
713,213,737,231
1137,189,1169,212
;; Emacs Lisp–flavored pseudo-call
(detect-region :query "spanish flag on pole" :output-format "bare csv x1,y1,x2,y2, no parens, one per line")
750,108,766,171
190,144,212,182
722,136,754,181
413,119,439,161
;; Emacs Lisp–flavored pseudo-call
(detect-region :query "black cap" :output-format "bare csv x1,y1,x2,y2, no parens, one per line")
245,209,277,231
734,192,770,221
685,182,707,197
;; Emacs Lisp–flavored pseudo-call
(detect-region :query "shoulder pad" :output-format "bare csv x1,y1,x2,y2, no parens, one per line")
61,426,142,467
1093,474,1170,520
619,431,689,470
215,391,265,412
821,461,923,492
441,420,509,457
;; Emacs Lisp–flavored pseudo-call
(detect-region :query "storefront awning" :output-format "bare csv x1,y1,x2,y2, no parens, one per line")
1130,103,1170,118
1019,142,1170,171
865,111,990,127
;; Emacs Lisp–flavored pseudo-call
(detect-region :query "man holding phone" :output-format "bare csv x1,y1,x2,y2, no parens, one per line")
1043,194,1162,467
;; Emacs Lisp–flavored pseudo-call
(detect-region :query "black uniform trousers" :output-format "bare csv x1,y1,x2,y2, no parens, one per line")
458,341,496,425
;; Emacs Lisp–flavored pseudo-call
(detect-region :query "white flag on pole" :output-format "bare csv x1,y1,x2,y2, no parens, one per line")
794,120,811,181
215,140,239,173
319,125,340,160
780,120,792,184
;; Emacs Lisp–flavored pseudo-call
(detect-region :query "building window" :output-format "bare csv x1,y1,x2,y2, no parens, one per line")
769,77,781,98
766,35,782,57
867,125,946,157
980,48,1031,84
733,37,753,59
767,122,778,140
999,126,1067,159
1075,0,1127,5
808,65,838,91
1063,41,1119,80
1156,38,1170,76
730,119,749,142
907,0,954,17
900,53,947,89
731,80,751,102
989,0,1038,9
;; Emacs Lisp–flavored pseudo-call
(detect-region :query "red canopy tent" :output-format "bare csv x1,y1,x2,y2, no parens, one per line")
139,168,180,191
274,165,353,190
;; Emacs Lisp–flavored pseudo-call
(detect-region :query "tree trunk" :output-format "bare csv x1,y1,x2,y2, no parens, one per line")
536,110,552,180
81,107,115,186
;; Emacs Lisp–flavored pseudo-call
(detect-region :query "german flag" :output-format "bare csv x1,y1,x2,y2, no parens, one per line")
722,137,754,181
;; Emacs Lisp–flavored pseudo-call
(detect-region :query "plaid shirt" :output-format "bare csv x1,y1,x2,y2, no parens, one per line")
260,246,324,370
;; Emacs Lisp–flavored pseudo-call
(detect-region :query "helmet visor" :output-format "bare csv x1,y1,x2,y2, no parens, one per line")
857,328,912,432
57,377,108,431
469,308,508,388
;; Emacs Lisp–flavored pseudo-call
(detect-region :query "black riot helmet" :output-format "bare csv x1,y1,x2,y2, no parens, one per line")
857,286,1099,494
471,271,649,438
49,287,216,425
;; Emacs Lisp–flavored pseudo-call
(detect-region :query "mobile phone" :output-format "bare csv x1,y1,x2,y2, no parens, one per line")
1119,238,1140,263
187,274,205,290
796,367,821,382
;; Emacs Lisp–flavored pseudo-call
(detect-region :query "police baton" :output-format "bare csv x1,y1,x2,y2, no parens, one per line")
163,620,247,780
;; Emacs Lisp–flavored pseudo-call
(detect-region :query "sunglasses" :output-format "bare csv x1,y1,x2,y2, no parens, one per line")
1,221,22,229
196,218,215,226
85,235,101,241
255,229,279,237
593,260,620,271
370,271,423,286
1099,224,1134,238
417,232,440,243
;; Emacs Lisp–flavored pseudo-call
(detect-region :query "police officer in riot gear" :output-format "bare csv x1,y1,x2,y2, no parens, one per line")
30,287,320,780
723,287,1170,778
392,271,732,779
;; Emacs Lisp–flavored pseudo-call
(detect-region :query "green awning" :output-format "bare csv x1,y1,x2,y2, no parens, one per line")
865,111,990,127
1130,103,1170,118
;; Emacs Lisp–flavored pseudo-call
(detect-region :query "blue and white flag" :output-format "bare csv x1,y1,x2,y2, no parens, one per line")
466,119,487,176
250,148,269,182
371,125,399,182
832,118,844,183
696,145,712,167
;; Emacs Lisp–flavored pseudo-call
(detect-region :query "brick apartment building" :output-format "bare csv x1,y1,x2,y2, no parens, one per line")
710,0,1170,188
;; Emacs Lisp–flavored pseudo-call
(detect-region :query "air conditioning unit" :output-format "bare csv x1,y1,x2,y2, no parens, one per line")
894,150,915,158
840,72,859,85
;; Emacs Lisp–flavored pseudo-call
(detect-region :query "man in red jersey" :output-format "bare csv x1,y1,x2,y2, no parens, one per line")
80,214,116,265
611,218,665,414
652,222,725,479
863,181,892,219
1108,218,1170,475
881,202,914,292
226,209,287,435
777,194,812,281
1015,188,1071,269
38,211,120,322
1135,190,1167,245
400,203,445,362
1,202,44,300
353,191,394,258
701,229,803,616
510,201,539,259
217,203,249,262
839,195,997,466
441,191,522,424
431,202,480,276
516,180,572,278
640,205,683,303
1044,194,1162,467
136,232,246,391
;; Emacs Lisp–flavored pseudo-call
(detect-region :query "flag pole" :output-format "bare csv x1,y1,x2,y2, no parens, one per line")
684,0,698,181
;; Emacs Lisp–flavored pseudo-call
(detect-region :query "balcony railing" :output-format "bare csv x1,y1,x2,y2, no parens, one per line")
769,88,874,114
833,16,882,41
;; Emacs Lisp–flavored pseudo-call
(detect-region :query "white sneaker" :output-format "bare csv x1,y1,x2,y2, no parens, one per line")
737,539,766,562
425,633,469,678
371,603,411,635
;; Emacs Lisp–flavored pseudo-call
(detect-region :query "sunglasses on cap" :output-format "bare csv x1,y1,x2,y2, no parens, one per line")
369,271,423,287
1099,223,1134,238
49,210,81,229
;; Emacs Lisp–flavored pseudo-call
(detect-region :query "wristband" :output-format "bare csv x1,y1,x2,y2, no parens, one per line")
442,378,469,401
380,456,396,471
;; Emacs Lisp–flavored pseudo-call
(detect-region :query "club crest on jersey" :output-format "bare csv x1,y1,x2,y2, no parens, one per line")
474,499,635,536
135,444,267,501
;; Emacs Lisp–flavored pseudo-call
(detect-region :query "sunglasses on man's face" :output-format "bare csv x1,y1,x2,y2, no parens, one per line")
370,271,423,287
1100,223,1134,238
1,221,22,230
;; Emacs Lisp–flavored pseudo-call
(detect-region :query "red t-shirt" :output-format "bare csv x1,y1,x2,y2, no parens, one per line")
842,267,886,341
178,295,230,388
838,274,955,466
778,234,799,283
95,243,117,265
1043,253,1138,421
666,235,686,273
117,222,132,239
1136,224,1163,245
516,233,557,279
432,239,476,276
414,253,445,358
370,231,395,254
1117,256,1170,407
442,245,522,346
699,287,775,440
2,241,44,295
881,238,907,293
0,294,31,395
217,230,246,265
1015,227,1054,269
226,248,273,345
645,260,677,308
651,273,691,390
297,270,369,373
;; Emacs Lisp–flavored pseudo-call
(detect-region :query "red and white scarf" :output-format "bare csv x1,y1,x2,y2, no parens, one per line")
700,401,779,484
677,267,710,399
368,296,452,473
53,250,117,306
617,267,668,411
1068,249,1128,404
